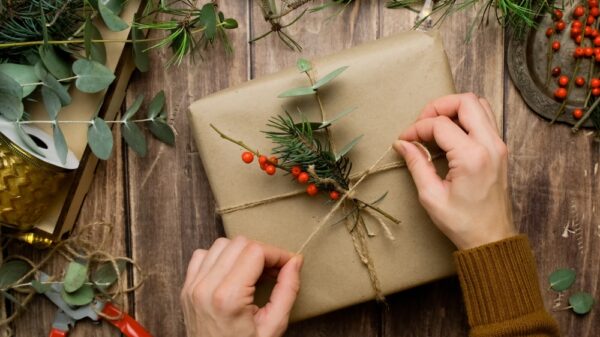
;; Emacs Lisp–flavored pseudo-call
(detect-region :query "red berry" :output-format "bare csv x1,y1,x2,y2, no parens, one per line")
575,46,585,57
585,46,594,57
329,190,340,200
546,27,554,37
554,87,568,100
574,5,585,18
585,26,594,37
588,16,596,25
594,88,600,96
552,40,561,51
592,78,600,88
291,166,302,177
571,26,582,36
241,151,254,164
551,67,561,77
297,172,310,184
575,76,586,86
575,35,583,44
596,54,600,62
558,75,569,87
573,20,583,29
572,109,584,120
556,20,566,31
591,0,599,8
306,184,318,196
258,155,268,170
265,164,276,175
268,156,278,166
554,8,564,20
592,7,600,16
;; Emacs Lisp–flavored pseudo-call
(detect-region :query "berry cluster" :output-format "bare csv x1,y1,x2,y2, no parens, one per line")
547,3,600,120
240,151,341,200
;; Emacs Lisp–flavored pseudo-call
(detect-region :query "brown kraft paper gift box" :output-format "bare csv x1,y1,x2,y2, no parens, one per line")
189,30,457,321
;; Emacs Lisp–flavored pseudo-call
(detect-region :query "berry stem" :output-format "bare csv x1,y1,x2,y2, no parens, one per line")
552,59,582,123
573,96,600,131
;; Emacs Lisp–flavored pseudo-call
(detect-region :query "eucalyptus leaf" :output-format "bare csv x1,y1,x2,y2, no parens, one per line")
84,18,107,64
149,119,175,145
39,45,71,79
132,22,149,72
122,122,147,156
147,91,165,119
312,66,348,90
61,284,94,306
548,268,576,292
569,292,595,314
0,92,23,121
34,62,48,80
278,86,315,98
98,1,129,31
0,71,23,98
87,0,125,14
30,280,50,294
16,124,45,157
335,135,363,162
63,261,88,293
92,261,126,290
41,73,71,106
41,86,61,120
123,94,144,121
0,260,31,288
297,58,312,73
53,124,68,165
73,59,115,93
324,107,356,126
199,3,217,42
88,117,114,160
0,63,39,97
222,18,238,29
2,290,24,307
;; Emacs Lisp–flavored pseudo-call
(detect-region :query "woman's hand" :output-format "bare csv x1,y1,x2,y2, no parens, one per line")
393,93,516,250
180,236,303,337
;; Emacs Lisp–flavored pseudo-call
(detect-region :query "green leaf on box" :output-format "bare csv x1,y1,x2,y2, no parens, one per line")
147,90,166,119
88,0,124,15
122,122,147,156
199,3,217,42
61,284,94,306
278,86,315,98
73,59,116,93
88,117,114,160
569,292,595,314
335,135,363,162
41,86,61,120
132,21,150,72
53,124,68,165
84,17,107,64
63,261,88,293
16,124,45,157
92,261,126,290
0,71,23,99
312,66,348,90
297,58,312,73
0,93,23,121
149,119,175,145
323,107,356,126
123,94,144,121
0,260,31,288
31,280,50,294
98,1,129,32
40,71,71,106
39,45,71,80
0,63,39,97
548,268,576,292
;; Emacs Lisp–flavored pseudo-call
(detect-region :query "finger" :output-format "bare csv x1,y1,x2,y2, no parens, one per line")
222,242,295,289
192,238,230,284
255,255,303,337
478,97,499,133
182,249,207,291
201,236,252,287
394,140,445,201
417,93,496,138
400,116,473,154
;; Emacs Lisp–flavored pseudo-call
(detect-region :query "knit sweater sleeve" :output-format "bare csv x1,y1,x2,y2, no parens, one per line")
453,235,560,337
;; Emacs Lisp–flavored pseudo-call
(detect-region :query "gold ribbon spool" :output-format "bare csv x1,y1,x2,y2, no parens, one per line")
0,117,79,232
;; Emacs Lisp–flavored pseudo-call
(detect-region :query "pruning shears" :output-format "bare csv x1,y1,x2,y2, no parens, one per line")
39,272,153,337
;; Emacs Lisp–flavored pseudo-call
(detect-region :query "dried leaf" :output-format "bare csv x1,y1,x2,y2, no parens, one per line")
98,1,129,32
92,261,126,290
41,86,61,120
312,66,348,90
63,261,88,293
39,45,71,79
53,124,68,165
147,91,166,119
278,86,315,98
0,63,39,97
88,117,114,160
549,268,576,292
149,119,175,145
122,122,147,156
61,284,94,306
0,260,31,288
569,292,595,314
73,59,115,93
297,58,312,73
335,135,363,161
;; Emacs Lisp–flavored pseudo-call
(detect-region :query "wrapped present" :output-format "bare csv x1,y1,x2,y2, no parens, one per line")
189,30,457,321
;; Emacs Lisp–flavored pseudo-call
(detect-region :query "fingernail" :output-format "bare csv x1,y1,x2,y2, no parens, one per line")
294,255,304,272
394,140,409,155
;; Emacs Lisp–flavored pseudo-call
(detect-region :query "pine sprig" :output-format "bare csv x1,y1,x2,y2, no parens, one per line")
264,112,352,189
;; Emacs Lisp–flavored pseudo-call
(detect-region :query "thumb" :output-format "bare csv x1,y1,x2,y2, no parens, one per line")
256,255,303,337
393,140,444,201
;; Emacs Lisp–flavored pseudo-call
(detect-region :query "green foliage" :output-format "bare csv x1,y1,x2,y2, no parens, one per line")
132,19,149,72
549,268,576,292
0,260,31,288
39,45,72,79
0,63,38,97
84,18,107,64
53,124,68,164
98,1,129,32
61,284,94,306
312,66,348,89
63,261,88,293
88,117,114,160
569,292,595,315
92,261,126,290
297,58,312,73
72,59,116,93
278,86,315,98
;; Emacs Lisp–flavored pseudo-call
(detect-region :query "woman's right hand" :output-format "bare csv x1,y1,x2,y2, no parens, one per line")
393,93,516,250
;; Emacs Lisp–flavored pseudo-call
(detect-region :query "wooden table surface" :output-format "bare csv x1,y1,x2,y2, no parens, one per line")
7,1,600,336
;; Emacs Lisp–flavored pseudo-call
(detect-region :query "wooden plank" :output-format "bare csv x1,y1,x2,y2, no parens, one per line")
250,1,381,336
125,2,251,337
7,134,128,337
505,75,600,335
379,4,504,336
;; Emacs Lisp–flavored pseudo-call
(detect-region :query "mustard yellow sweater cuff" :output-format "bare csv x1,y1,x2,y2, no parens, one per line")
453,235,546,327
